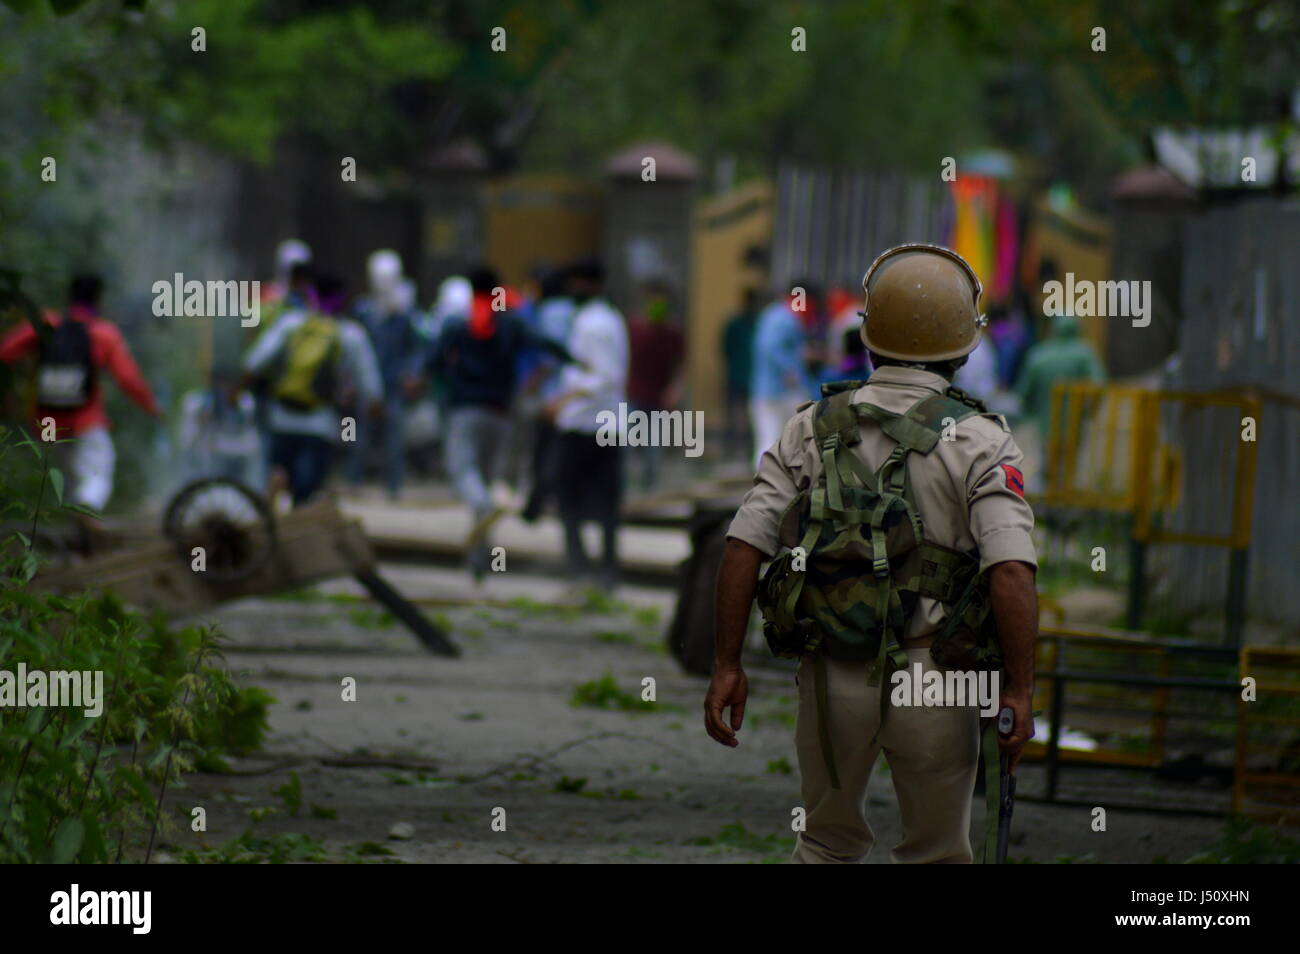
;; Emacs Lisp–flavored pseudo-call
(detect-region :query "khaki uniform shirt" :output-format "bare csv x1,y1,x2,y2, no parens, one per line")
727,365,1037,645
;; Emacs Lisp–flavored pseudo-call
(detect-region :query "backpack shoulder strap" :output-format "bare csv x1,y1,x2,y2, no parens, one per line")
943,383,988,412
812,388,862,450
820,378,869,398
318,316,342,365
893,387,989,454
842,385,985,497
853,401,935,454
296,312,341,344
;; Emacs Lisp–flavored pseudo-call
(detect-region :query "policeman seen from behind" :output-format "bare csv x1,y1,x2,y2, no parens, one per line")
704,244,1038,864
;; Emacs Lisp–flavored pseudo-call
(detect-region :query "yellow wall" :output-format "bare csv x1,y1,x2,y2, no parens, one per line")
687,179,774,420
1027,198,1113,359
484,174,603,289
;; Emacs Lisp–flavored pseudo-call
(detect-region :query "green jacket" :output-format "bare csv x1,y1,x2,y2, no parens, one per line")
1015,331,1104,436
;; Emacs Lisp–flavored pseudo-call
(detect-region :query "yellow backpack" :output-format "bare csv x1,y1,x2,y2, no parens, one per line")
273,313,340,411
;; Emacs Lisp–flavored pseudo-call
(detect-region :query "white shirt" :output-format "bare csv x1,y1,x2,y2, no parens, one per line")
556,298,628,434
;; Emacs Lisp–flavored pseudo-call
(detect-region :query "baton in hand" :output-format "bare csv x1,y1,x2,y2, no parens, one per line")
995,705,1017,865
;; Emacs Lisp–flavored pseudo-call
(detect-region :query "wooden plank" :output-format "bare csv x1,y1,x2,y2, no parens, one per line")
354,568,457,657
35,500,370,615
33,496,457,654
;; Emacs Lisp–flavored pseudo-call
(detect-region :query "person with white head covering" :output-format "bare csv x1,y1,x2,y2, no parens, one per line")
277,239,312,278
423,274,472,341
249,240,314,487
261,239,313,312
348,249,422,498
367,249,403,304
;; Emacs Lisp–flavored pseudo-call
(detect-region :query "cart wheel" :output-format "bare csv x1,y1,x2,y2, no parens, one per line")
162,477,276,583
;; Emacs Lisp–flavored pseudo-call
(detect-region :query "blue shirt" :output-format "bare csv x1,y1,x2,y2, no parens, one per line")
750,300,815,400
534,296,577,400
353,297,420,393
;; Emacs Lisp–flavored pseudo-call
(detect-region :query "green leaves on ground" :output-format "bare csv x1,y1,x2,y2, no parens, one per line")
570,672,657,713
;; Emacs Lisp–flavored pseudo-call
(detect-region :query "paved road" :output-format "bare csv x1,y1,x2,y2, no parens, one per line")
156,565,1225,864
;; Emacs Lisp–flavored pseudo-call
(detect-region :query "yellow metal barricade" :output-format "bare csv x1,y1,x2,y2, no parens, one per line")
1235,648,1300,823
1043,383,1260,543
1041,383,1261,643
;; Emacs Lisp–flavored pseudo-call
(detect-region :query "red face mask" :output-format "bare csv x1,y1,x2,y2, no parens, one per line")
468,293,496,340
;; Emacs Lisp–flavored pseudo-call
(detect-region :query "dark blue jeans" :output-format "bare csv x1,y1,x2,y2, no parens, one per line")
270,432,334,505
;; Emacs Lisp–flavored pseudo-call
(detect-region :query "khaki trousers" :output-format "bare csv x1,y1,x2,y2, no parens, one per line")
791,647,981,864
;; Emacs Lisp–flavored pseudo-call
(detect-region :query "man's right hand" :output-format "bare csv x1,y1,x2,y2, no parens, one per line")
997,689,1035,772
704,666,749,747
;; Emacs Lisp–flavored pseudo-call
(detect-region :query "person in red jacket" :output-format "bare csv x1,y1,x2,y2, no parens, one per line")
0,274,160,518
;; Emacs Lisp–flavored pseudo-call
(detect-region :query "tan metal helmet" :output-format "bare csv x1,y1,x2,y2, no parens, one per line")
859,243,984,362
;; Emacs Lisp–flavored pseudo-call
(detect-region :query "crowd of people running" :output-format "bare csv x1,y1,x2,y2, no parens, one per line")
2,242,1099,580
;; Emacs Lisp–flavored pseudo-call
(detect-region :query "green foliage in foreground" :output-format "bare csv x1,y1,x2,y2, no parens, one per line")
0,425,273,862
0,588,273,862
1185,817,1300,865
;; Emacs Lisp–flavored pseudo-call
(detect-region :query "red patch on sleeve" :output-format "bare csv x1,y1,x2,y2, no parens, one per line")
1001,464,1025,498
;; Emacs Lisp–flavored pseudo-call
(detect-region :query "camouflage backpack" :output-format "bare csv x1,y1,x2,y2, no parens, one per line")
755,380,1003,781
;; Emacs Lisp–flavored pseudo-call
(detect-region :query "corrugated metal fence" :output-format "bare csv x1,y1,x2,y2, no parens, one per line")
1168,198,1300,632
769,163,950,292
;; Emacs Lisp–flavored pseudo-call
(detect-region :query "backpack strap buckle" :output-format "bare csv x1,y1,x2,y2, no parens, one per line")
814,391,862,449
